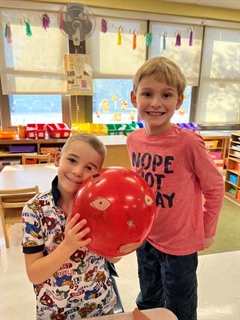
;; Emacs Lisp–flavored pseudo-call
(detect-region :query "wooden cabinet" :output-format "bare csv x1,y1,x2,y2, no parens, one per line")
225,132,240,205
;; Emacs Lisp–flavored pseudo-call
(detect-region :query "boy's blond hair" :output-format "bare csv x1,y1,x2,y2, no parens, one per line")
133,56,187,96
61,133,107,162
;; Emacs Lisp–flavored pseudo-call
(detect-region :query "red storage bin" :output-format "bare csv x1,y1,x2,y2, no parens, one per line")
36,124,46,139
25,124,46,139
25,124,36,139
46,123,71,139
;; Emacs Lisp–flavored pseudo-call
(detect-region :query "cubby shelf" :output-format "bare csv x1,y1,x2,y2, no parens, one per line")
224,132,240,205
201,133,230,170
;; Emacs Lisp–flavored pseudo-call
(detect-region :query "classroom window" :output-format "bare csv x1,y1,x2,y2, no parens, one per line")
9,94,62,126
0,6,69,128
149,22,203,86
196,27,240,125
86,16,147,124
92,79,192,124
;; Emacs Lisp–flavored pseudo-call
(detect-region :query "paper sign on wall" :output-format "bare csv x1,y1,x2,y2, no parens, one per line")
65,54,92,96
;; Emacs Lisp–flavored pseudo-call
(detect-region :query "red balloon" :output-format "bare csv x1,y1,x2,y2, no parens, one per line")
72,166,156,257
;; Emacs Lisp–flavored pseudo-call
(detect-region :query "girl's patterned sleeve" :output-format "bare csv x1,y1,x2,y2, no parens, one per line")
22,195,45,253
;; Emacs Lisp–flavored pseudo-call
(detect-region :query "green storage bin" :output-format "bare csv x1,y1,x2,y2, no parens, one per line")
107,124,117,135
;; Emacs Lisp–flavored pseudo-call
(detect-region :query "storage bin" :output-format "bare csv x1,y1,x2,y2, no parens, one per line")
204,140,219,149
189,122,201,134
229,187,237,195
97,124,108,135
40,147,59,154
89,124,108,135
214,159,224,168
234,162,240,172
0,131,15,139
72,123,91,134
208,151,222,160
107,124,117,135
129,123,140,131
25,124,46,139
237,190,240,201
115,124,133,136
132,121,144,128
35,124,46,139
25,124,36,139
46,123,71,138
17,125,26,138
229,173,238,185
24,158,38,165
9,145,36,153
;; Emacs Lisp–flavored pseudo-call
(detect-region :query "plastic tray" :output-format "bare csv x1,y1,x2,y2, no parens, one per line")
9,145,36,153
0,131,15,139
47,123,71,138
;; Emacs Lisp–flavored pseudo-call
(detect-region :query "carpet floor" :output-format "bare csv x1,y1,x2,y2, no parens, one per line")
199,197,240,255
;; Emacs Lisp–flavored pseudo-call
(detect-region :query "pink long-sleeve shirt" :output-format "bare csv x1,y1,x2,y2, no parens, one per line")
126,125,225,255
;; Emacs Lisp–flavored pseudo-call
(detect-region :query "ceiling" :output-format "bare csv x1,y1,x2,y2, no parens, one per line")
162,0,240,10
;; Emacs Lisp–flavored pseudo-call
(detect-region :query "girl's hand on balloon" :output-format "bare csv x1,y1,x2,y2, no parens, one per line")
63,212,91,252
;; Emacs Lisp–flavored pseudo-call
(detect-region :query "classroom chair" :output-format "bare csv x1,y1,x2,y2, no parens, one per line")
0,185,39,248
22,153,51,165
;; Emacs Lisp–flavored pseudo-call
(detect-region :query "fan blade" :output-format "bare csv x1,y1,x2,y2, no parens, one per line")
66,3,84,20
62,20,76,37
81,19,93,35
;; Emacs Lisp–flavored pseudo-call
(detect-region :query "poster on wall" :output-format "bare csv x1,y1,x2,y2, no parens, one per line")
65,54,92,95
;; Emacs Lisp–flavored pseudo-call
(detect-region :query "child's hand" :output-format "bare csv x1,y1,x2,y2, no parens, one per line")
205,237,214,249
64,213,91,252
106,257,122,263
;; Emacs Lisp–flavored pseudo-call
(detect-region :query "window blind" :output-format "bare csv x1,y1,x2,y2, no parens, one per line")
149,22,203,86
86,16,147,78
196,27,240,125
0,8,68,94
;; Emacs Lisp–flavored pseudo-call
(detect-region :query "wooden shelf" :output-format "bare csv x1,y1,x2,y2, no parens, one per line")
224,132,240,205
201,134,230,170
0,135,131,169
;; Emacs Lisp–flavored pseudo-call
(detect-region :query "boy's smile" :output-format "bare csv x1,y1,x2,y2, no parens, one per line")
65,175,83,185
146,111,166,116
55,140,103,198
131,75,183,135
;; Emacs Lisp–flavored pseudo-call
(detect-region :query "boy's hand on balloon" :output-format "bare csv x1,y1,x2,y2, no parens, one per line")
63,213,91,252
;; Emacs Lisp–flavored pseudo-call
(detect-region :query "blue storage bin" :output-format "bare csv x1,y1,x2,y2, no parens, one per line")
229,174,238,185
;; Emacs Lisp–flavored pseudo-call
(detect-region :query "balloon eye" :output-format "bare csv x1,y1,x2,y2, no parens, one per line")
90,198,111,211
145,195,154,206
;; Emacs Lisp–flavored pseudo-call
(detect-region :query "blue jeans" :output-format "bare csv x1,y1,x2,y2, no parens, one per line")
136,241,198,320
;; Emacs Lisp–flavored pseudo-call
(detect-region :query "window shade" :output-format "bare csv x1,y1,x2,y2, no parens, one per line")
149,22,203,86
0,9,68,94
86,17,147,78
196,27,240,125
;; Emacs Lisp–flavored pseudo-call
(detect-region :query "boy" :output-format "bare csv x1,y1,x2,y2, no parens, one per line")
126,56,225,320
22,133,120,319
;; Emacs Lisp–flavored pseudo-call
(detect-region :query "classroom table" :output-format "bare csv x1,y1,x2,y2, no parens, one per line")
0,163,57,191
81,308,178,319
